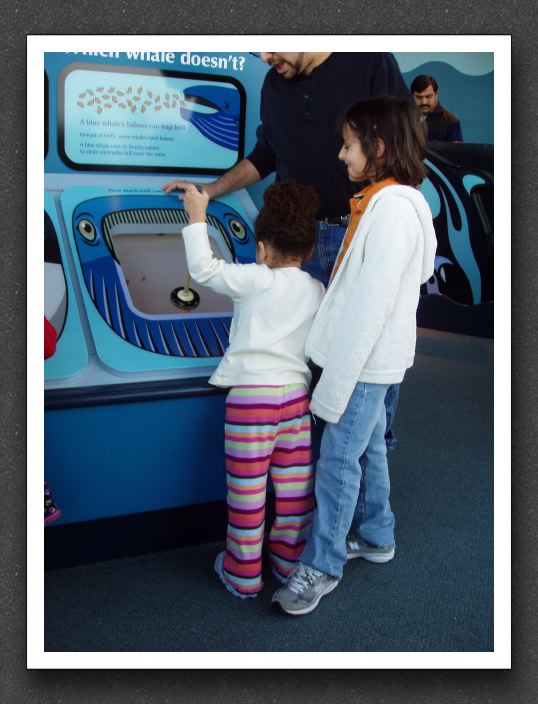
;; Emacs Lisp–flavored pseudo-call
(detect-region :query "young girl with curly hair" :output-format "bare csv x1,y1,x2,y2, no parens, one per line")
179,180,325,598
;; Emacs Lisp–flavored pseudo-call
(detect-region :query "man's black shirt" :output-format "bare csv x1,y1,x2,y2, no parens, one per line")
247,53,412,219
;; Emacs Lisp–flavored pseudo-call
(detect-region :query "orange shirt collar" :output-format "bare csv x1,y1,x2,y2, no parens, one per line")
330,177,400,283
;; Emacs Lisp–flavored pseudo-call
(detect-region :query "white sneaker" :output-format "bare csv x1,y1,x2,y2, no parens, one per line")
271,563,338,616
346,537,395,563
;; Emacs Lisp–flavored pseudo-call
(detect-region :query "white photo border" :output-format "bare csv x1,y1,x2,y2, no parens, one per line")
29,34,510,669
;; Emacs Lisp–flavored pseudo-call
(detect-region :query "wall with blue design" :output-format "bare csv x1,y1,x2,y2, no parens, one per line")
247,52,494,210
44,52,493,527
46,51,494,208
394,52,494,145
45,52,265,386
45,52,270,176
45,50,494,373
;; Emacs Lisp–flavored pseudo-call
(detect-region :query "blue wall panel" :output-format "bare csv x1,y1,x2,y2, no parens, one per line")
45,394,227,524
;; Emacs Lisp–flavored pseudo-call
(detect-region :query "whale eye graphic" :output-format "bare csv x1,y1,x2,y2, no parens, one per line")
77,219,97,242
229,219,248,243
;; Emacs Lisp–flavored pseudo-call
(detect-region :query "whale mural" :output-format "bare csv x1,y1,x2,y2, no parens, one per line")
44,53,495,540
70,193,256,359
180,84,240,151
420,142,493,307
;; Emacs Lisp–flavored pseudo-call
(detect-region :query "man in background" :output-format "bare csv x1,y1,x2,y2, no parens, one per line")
411,74,463,142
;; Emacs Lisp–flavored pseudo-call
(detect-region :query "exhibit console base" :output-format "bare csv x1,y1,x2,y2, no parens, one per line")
44,496,280,571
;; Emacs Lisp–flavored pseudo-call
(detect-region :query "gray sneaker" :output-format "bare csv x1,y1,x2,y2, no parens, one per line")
271,563,339,616
346,536,395,563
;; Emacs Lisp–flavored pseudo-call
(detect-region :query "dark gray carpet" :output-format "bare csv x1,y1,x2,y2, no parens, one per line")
44,328,493,652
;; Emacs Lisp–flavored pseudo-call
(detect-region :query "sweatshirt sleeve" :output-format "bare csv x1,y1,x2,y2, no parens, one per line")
182,221,272,300
310,197,420,423
421,218,437,284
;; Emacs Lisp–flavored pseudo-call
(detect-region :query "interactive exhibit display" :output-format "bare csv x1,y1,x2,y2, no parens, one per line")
45,56,260,542
44,54,493,556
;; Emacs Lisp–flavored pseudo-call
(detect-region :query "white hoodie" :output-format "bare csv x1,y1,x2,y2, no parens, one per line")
307,185,437,424
182,222,325,388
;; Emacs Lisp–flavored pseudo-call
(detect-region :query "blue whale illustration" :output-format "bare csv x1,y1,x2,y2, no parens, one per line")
72,194,255,358
423,256,456,295
180,85,240,151
420,143,493,306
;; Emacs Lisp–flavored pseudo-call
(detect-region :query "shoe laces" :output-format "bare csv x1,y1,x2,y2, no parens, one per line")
288,564,324,594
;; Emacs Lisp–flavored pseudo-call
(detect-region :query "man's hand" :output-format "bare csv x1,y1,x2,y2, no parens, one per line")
179,183,210,224
162,159,261,202
162,179,217,200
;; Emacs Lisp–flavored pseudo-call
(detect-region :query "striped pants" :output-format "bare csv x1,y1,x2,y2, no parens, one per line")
221,384,315,596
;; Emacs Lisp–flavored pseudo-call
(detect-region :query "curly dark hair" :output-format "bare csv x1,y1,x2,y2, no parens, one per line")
255,180,319,260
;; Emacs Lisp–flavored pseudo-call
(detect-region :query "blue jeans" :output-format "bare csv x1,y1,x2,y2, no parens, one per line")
301,382,396,580
302,220,347,288
384,383,399,452
304,221,400,451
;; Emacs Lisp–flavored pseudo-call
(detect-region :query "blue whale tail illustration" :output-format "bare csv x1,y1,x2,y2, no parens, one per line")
180,85,240,151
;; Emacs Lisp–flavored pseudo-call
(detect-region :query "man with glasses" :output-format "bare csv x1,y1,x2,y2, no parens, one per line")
163,52,412,449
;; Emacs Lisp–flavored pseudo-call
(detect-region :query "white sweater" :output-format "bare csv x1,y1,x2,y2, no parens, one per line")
307,185,437,424
182,222,325,388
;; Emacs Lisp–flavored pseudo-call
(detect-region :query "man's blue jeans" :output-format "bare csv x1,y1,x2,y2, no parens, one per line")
304,220,399,451
301,382,396,580
302,220,347,288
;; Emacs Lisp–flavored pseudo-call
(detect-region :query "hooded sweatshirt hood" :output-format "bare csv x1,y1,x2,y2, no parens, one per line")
394,185,438,284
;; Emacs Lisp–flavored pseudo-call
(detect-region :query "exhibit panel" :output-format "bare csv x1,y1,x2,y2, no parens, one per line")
43,51,494,555
60,187,255,374
44,54,262,531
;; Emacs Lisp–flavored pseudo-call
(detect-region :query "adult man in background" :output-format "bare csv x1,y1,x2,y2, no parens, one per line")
411,74,463,142
164,52,412,449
